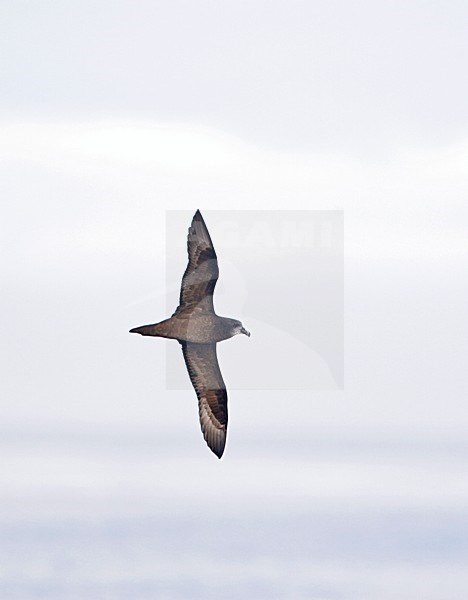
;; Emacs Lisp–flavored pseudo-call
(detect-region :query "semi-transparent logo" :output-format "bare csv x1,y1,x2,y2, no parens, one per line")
165,210,343,390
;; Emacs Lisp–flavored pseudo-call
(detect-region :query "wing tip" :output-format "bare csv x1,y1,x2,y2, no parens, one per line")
189,209,203,233
205,430,226,459
187,209,215,253
212,445,225,459
200,412,227,459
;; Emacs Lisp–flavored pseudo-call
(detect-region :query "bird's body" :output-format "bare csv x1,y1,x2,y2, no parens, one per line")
130,210,250,458
131,312,242,344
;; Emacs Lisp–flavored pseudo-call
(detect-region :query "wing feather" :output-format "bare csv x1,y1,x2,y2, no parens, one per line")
181,342,227,458
175,210,219,314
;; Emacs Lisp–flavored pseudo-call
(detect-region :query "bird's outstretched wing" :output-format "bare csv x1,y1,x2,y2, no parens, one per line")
176,210,218,314
181,342,227,458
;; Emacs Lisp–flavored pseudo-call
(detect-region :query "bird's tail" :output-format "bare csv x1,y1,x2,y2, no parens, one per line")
129,320,174,338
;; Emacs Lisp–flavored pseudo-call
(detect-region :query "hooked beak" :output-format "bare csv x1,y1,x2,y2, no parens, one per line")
241,327,251,337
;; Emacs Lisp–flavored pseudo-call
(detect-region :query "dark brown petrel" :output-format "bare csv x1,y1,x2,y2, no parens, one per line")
130,210,250,458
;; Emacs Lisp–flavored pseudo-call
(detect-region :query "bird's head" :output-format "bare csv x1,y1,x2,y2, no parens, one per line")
230,319,251,337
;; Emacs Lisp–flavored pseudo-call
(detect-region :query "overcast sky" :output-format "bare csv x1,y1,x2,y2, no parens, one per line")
1,2,468,599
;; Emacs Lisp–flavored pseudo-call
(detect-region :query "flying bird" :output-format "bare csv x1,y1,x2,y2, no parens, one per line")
130,210,250,458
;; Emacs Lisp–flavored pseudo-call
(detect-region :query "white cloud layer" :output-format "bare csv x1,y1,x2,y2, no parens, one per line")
1,119,467,272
